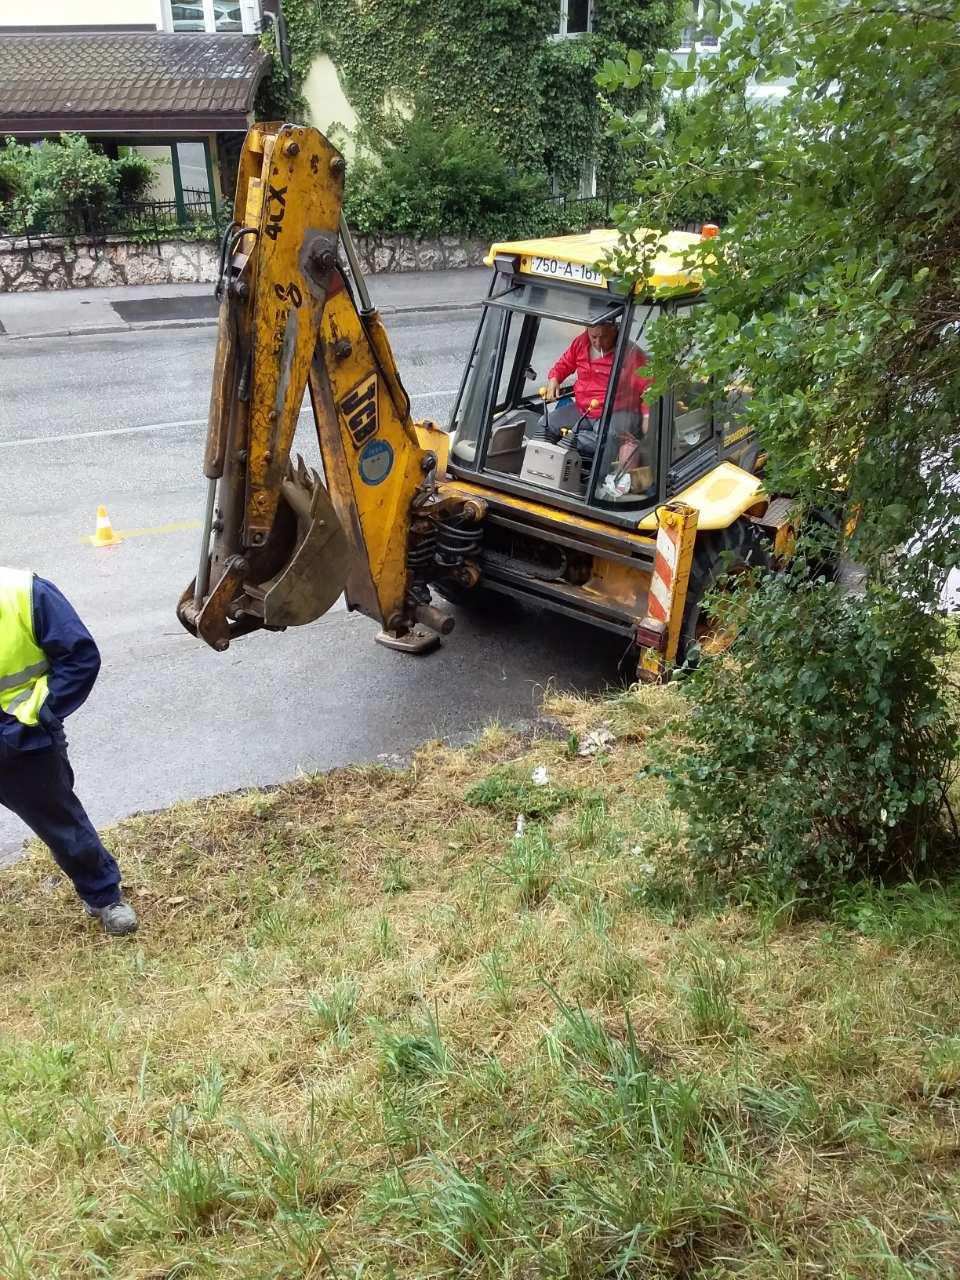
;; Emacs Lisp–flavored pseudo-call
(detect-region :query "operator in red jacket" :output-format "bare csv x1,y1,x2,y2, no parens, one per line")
542,321,653,467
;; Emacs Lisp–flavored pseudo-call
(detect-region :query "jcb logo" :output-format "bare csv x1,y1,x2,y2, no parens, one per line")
339,374,378,446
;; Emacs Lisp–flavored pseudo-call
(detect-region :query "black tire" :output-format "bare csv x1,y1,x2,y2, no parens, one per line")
801,506,844,583
739,441,763,476
676,517,771,669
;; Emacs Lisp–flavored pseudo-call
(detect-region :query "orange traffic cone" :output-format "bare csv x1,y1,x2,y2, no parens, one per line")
90,505,122,547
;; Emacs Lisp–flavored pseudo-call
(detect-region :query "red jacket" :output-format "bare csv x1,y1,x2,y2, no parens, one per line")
548,333,652,419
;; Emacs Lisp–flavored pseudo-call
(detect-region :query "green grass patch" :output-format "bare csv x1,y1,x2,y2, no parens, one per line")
464,762,584,818
1,686,959,1276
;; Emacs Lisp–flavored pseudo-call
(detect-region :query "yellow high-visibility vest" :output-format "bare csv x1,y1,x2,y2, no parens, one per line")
0,567,50,727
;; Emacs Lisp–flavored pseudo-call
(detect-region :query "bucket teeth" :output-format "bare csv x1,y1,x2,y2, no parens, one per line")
284,454,316,492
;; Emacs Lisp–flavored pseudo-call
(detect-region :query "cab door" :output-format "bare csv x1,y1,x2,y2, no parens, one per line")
664,302,721,497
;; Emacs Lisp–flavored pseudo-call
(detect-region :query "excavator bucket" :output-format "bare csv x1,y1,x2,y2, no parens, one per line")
261,457,352,627
178,458,351,648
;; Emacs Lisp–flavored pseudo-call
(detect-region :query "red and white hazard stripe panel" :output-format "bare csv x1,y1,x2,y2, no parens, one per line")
647,518,682,622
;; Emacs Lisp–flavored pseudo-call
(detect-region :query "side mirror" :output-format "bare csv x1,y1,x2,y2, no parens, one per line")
524,366,537,382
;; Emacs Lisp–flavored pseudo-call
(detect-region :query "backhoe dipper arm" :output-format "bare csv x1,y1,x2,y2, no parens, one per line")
177,123,455,653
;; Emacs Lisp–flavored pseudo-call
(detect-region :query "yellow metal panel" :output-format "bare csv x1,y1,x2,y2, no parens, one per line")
636,500,699,679
244,125,345,543
661,502,699,666
414,422,450,473
311,285,428,625
584,559,650,615
485,228,705,294
243,176,264,232
441,479,659,551
637,462,765,532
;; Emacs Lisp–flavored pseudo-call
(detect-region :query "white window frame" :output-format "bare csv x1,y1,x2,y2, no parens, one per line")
675,0,720,53
580,158,597,199
550,0,594,42
164,0,261,36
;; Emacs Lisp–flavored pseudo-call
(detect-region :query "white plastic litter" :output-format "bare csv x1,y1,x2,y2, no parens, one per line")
577,727,616,757
531,765,550,787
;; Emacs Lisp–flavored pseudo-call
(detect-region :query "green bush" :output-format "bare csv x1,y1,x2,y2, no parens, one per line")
25,134,116,229
653,574,959,889
342,115,624,241
0,134,158,233
0,153,19,205
344,116,548,239
113,152,154,204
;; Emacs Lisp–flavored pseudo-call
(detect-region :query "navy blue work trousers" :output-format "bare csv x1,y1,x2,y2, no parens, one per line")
0,732,121,908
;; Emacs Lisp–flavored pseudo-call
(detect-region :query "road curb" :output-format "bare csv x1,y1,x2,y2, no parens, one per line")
0,298,482,342
381,300,481,316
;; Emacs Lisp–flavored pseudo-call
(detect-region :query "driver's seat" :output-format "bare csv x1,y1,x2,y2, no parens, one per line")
486,419,526,472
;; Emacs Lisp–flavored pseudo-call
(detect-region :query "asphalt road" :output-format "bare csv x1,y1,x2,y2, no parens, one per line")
0,317,626,856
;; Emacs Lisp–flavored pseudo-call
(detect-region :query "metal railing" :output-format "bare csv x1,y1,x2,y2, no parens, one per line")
545,189,631,220
0,191,229,254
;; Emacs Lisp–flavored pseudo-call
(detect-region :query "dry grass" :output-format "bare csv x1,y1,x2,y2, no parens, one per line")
1,684,960,1278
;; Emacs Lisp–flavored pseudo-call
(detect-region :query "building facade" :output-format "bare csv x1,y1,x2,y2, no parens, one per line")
0,0,271,207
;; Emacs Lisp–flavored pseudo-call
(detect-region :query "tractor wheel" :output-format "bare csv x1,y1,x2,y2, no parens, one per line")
676,518,771,669
801,505,845,583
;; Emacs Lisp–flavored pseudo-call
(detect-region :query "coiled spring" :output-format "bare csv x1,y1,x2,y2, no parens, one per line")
436,515,483,567
406,523,438,573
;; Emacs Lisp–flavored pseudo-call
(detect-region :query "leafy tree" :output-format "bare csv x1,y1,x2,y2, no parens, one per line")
603,0,960,879
627,89,774,225
603,0,960,592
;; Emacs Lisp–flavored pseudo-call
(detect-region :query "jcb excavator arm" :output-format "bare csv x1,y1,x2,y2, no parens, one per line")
177,123,483,652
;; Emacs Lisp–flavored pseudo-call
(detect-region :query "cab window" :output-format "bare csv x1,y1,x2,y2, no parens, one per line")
449,278,623,476
450,308,508,467
671,361,713,463
592,304,661,508
716,378,753,441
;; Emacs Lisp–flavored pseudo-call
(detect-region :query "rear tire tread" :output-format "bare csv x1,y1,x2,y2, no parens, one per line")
677,518,770,669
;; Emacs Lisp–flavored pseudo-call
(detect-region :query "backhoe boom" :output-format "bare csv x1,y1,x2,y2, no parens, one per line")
178,123,470,654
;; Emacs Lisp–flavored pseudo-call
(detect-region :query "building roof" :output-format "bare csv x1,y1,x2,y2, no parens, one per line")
486,228,707,293
0,31,271,134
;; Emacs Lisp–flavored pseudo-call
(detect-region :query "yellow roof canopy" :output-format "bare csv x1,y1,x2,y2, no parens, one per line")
485,228,705,294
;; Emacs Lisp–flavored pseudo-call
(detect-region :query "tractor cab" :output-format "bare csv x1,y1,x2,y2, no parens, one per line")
448,229,756,531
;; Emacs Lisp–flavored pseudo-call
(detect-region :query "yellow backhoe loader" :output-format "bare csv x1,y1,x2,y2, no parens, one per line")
178,122,788,679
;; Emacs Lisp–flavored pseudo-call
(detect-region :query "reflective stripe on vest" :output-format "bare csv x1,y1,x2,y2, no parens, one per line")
0,659,49,693
0,567,50,728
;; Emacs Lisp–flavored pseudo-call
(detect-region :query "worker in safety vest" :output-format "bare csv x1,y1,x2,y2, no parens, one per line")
0,567,137,935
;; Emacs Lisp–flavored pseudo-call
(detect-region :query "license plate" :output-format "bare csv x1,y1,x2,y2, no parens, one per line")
527,255,605,288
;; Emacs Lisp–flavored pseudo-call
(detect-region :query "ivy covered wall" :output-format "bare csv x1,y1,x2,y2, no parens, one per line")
257,0,325,120
317,0,557,169
262,0,681,195
542,0,685,191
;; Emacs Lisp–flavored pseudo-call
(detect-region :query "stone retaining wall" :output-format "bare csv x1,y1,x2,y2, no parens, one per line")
353,234,488,274
0,232,488,292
